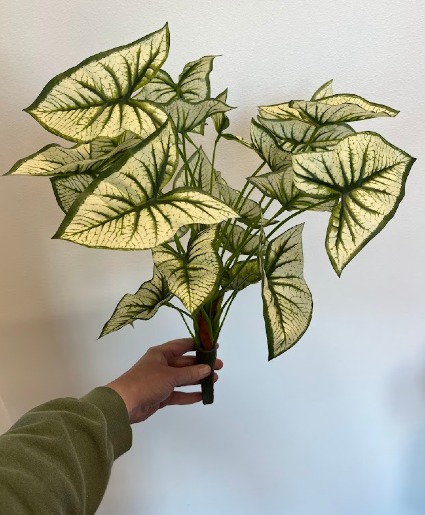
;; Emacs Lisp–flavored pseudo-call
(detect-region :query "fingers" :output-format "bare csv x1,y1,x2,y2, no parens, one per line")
159,338,195,359
170,356,224,370
171,364,211,386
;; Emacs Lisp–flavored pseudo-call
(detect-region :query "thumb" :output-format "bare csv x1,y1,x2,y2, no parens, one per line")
171,364,211,387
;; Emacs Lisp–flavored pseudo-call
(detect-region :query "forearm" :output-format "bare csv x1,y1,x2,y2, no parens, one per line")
0,387,132,515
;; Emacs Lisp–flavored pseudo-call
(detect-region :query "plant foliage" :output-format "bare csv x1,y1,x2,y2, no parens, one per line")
7,25,416,401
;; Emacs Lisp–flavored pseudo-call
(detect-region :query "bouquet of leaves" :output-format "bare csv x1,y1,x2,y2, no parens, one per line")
7,24,415,403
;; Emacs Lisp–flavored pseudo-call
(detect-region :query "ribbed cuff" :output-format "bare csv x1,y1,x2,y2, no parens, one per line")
81,387,132,459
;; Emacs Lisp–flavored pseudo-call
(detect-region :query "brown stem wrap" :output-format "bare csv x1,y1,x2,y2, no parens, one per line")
196,346,217,405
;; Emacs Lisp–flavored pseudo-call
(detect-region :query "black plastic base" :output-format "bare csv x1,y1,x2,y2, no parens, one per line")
196,347,217,405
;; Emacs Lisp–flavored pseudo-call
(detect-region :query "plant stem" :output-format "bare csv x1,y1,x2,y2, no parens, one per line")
210,135,221,194
165,303,196,339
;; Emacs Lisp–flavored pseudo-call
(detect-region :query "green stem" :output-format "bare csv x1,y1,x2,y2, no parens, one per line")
166,303,196,339
210,135,221,194
266,197,333,241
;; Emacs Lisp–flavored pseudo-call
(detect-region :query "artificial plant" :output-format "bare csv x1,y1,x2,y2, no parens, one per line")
7,24,415,404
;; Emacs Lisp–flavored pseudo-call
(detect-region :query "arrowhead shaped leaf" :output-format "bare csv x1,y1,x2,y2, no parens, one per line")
222,259,261,292
248,169,335,212
289,96,398,125
258,118,354,152
260,224,312,360
51,174,94,213
100,270,172,337
153,227,221,313
7,132,141,177
292,132,415,275
24,25,170,142
250,120,292,173
54,120,237,249
162,98,231,133
135,55,216,103
311,79,334,100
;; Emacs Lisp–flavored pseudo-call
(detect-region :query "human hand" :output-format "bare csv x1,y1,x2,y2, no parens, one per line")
106,338,223,424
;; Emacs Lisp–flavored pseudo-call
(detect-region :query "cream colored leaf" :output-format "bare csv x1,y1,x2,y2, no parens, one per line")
52,120,236,250
153,227,221,313
24,25,169,142
135,55,216,103
311,79,334,101
292,132,415,274
8,132,141,177
319,94,398,116
261,224,312,359
51,174,94,213
290,97,398,125
258,102,302,121
222,259,261,292
250,120,292,173
221,224,261,254
162,98,231,133
100,270,172,337
258,118,354,152
133,70,177,103
248,169,335,212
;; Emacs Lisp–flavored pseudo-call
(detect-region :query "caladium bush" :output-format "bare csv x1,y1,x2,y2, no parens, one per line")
7,24,415,403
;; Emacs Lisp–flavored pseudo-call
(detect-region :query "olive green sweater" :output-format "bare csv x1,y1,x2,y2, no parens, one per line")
0,387,132,514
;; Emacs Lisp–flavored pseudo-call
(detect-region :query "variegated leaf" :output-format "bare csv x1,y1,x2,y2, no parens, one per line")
220,224,261,254
289,97,398,125
162,98,231,133
153,227,221,313
7,132,141,177
133,70,176,103
258,102,302,121
319,94,398,117
292,132,415,275
258,118,354,152
24,25,170,142
260,224,312,360
54,120,235,249
90,131,140,159
248,169,335,212
135,55,216,103
51,174,94,213
222,259,261,292
100,270,172,337
250,119,292,173
176,55,216,101
311,79,334,101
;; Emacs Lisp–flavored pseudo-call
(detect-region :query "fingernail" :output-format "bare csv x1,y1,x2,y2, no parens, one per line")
199,365,210,376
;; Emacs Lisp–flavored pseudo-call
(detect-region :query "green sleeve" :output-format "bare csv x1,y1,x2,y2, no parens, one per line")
0,386,132,514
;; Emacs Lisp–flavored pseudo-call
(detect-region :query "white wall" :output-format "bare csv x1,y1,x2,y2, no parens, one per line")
1,1,425,513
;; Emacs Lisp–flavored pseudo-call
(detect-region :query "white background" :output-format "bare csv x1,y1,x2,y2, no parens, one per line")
1,1,425,513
